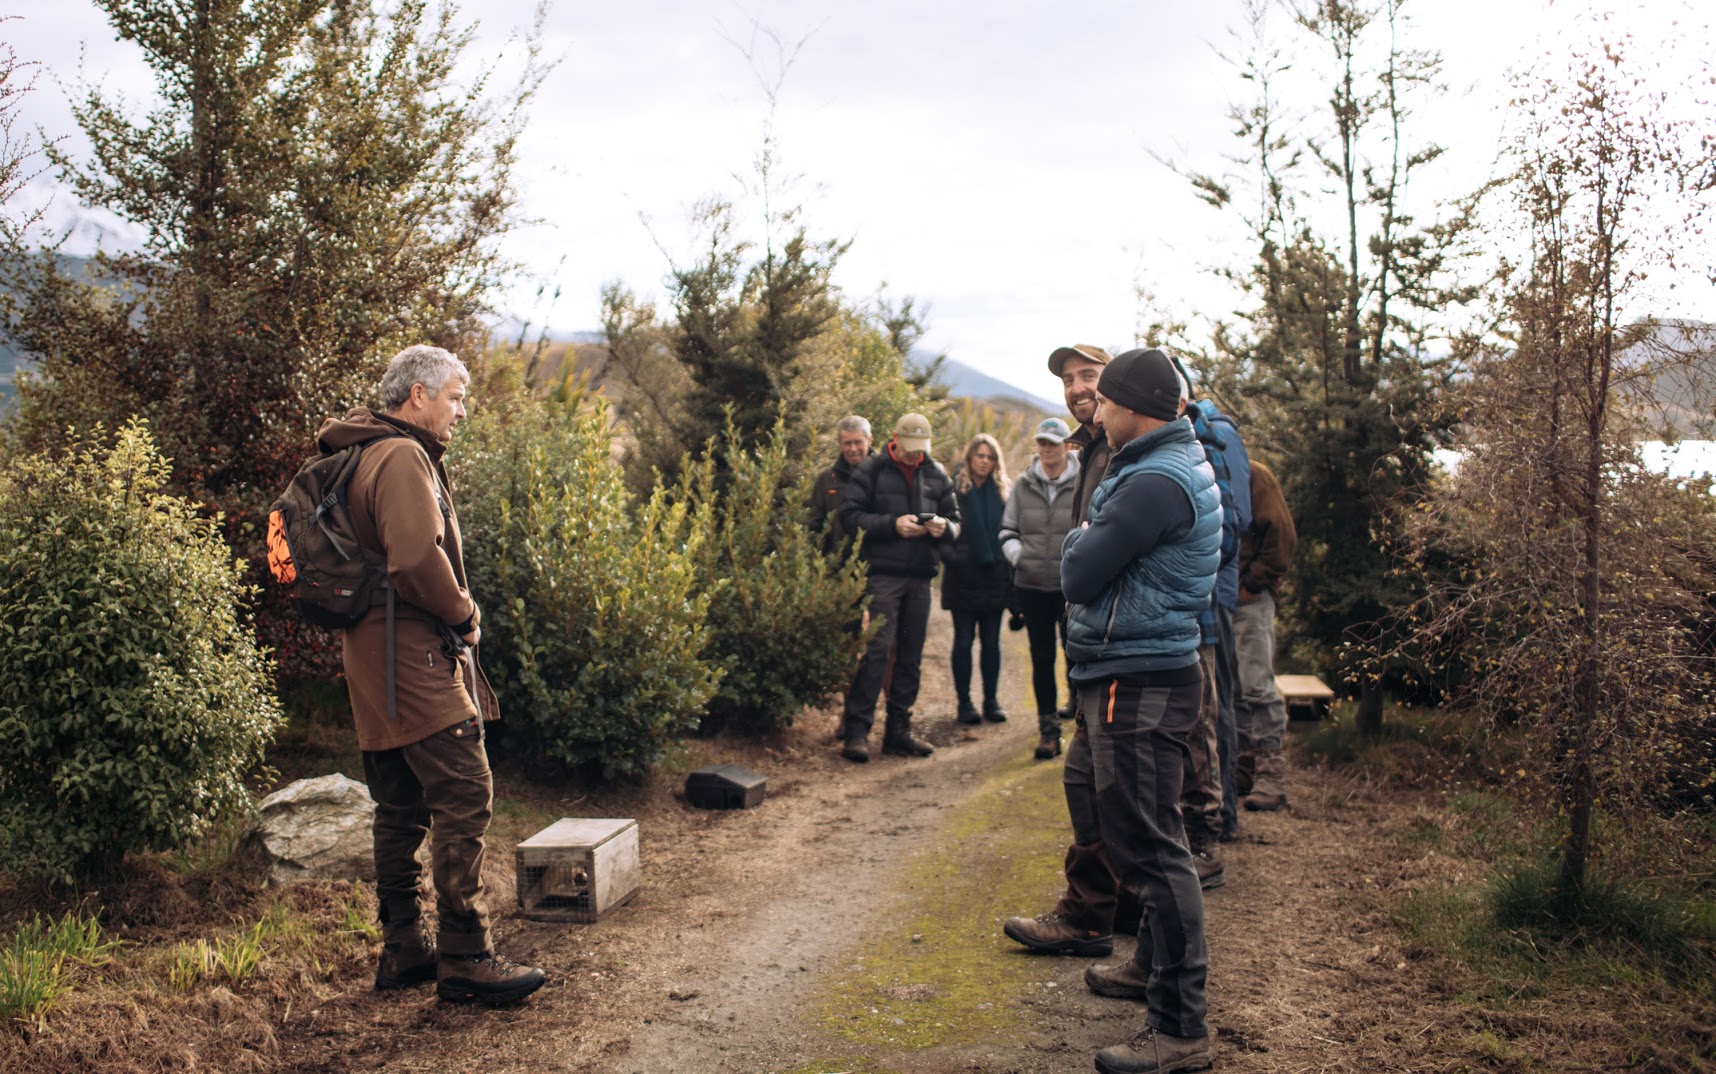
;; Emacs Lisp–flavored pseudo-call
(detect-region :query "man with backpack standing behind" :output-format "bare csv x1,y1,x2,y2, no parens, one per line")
1234,458,1298,812
313,345,544,1006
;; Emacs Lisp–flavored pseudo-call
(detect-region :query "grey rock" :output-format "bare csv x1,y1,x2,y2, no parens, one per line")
247,773,375,885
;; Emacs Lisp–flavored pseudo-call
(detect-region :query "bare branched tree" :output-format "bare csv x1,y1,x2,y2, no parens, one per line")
1398,36,1716,893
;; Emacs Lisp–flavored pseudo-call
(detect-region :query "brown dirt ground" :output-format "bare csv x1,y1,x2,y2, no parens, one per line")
258,614,1467,1074
9,610,1707,1072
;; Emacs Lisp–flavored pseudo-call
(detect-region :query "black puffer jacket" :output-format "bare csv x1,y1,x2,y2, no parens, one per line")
838,444,962,579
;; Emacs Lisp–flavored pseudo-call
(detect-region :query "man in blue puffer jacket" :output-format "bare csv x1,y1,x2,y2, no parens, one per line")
1060,349,1221,1074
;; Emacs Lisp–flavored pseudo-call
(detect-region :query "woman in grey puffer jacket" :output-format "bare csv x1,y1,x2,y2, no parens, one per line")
999,417,1081,759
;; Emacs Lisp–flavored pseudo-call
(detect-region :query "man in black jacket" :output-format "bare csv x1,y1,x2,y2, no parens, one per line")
808,415,874,556
836,413,961,762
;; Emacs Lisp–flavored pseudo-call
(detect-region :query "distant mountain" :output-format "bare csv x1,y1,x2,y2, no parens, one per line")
932,356,1065,416
1620,319,1716,439
1,253,99,409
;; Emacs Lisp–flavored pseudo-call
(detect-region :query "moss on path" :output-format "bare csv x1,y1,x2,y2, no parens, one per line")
810,747,1070,1052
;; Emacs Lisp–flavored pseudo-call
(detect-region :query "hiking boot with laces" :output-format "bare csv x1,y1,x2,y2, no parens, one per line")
374,929,437,990
1002,911,1114,957
1187,827,1226,890
881,731,934,757
1085,957,1151,1000
1094,1027,1213,1074
1034,732,1062,760
437,951,546,1005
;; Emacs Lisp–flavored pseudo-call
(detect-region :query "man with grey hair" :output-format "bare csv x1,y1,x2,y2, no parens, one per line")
316,344,545,1006
809,415,875,556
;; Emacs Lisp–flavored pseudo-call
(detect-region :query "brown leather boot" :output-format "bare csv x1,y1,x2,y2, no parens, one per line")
374,927,437,990
1034,731,1062,759
1187,826,1225,890
881,722,934,756
1002,911,1114,957
1085,957,1151,1000
1243,752,1288,811
437,951,546,1005
1095,1027,1213,1074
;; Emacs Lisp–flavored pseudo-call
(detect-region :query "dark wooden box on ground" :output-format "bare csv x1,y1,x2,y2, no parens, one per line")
684,764,767,810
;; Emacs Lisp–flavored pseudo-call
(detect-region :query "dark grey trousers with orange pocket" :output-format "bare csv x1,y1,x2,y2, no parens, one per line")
1079,669,1209,1040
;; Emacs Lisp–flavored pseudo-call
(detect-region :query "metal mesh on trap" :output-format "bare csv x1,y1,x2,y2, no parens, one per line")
517,853,595,921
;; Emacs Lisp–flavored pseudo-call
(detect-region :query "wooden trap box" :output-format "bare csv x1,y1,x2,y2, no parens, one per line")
684,763,767,810
515,818,639,923
1278,674,1335,726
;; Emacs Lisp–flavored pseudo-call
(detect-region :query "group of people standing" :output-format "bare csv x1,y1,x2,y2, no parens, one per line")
812,343,1298,1074
310,339,1301,1071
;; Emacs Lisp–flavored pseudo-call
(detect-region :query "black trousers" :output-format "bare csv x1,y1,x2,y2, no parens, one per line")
950,608,1002,706
1080,670,1208,1040
1016,586,1069,732
842,573,932,738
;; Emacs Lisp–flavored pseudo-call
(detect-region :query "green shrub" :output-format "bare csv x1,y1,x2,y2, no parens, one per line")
0,422,283,884
680,417,869,735
453,394,719,779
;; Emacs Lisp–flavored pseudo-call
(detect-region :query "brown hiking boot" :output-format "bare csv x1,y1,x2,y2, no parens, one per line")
1085,957,1151,1000
1034,732,1062,759
1242,789,1287,811
1187,827,1225,890
1245,753,1288,810
374,928,437,990
1002,911,1114,957
1095,1027,1213,1074
437,951,546,1005
881,731,934,757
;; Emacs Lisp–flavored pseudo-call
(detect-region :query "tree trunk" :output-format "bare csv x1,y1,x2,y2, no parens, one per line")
1355,677,1384,735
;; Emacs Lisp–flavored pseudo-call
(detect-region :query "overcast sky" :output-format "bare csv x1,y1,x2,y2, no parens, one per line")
5,1,1710,399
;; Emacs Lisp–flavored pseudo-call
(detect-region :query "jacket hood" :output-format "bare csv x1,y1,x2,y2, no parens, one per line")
317,407,445,460
1023,451,1080,488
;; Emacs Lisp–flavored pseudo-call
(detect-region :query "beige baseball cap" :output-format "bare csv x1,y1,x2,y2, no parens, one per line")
893,412,932,453
1048,343,1114,378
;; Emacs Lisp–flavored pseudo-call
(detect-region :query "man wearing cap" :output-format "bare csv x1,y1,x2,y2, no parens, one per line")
1005,343,1143,957
1064,348,1220,1074
999,416,1081,759
836,413,961,762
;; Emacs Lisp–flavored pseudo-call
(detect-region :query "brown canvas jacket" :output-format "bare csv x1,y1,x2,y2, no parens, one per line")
1239,458,1297,596
317,407,498,751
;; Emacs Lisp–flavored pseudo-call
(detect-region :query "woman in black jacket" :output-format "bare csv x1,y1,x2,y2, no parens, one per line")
943,433,1013,724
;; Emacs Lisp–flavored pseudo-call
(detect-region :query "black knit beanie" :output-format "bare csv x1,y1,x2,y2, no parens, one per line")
1098,348,1183,421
